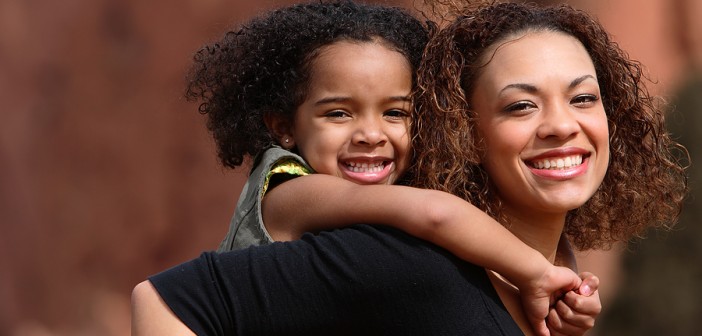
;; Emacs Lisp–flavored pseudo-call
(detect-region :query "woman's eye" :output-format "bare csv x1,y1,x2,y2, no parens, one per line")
571,94,599,107
504,101,536,113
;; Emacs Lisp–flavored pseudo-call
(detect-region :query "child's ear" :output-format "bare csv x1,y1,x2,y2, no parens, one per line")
263,112,296,149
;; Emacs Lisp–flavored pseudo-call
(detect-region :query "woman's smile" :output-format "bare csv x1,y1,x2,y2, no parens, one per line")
524,147,591,180
471,31,610,216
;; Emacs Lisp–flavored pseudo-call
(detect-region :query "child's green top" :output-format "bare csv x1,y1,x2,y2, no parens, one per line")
217,146,312,252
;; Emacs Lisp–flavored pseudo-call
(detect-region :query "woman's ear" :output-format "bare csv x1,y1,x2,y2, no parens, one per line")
263,112,295,149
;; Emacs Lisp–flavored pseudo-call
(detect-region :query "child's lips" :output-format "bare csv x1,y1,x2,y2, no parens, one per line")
344,160,387,173
340,159,394,184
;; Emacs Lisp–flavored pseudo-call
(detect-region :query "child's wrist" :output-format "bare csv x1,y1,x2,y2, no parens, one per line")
506,249,551,290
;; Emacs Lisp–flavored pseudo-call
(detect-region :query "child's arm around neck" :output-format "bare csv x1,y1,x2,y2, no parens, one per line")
262,173,582,336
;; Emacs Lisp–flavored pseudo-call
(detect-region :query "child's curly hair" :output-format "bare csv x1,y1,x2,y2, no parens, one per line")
186,0,428,168
412,1,689,250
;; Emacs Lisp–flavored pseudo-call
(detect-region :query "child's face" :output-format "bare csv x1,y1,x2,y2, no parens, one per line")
287,41,412,185
470,31,610,219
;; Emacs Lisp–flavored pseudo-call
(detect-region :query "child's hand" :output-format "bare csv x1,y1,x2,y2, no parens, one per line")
546,272,601,336
519,264,581,336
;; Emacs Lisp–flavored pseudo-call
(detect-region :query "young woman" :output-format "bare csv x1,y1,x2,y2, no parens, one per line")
174,2,598,334
131,2,686,335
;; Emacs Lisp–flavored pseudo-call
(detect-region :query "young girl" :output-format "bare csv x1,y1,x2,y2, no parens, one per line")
168,1,599,334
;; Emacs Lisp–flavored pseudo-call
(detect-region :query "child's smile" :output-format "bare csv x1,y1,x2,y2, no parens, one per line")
281,41,413,185
340,158,394,184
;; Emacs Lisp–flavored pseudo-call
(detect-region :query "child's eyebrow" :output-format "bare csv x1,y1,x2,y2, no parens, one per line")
314,96,350,105
314,95,411,106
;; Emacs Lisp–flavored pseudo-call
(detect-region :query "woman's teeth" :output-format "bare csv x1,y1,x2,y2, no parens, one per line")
346,161,385,173
531,155,583,170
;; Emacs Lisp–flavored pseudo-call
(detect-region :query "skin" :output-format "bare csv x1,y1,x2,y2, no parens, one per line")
470,31,608,335
267,39,599,335
271,41,412,186
131,39,603,336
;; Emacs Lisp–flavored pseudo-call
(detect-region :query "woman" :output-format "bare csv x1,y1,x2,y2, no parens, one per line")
131,2,687,335
411,2,687,332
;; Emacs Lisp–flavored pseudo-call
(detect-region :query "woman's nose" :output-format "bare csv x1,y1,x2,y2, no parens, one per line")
537,103,580,140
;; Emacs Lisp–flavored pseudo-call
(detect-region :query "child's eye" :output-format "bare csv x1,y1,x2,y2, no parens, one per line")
324,110,350,119
384,109,410,119
504,101,537,114
571,94,599,107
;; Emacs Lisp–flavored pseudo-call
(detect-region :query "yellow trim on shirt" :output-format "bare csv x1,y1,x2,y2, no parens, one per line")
262,158,312,196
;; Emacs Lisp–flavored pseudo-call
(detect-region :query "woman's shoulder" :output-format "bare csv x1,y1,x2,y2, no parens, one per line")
153,225,523,335
300,225,524,334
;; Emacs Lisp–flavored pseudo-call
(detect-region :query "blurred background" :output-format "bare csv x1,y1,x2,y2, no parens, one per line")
1,0,700,335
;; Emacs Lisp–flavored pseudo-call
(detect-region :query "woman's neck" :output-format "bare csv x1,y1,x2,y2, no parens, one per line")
489,209,569,335
501,209,566,263
487,270,534,336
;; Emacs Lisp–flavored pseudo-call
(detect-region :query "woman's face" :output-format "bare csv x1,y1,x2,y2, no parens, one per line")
471,31,609,219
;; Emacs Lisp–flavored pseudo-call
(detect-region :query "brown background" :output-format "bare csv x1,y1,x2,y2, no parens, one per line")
1,0,700,335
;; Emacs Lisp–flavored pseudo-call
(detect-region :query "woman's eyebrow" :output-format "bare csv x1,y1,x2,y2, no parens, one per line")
569,74,596,88
499,83,537,95
499,74,597,95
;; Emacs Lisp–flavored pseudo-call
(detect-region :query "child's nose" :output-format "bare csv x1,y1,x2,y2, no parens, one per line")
352,119,388,146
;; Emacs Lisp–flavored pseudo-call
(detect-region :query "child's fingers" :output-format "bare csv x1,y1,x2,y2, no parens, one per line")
548,276,601,336
546,308,563,336
547,301,592,336
556,298,595,328
562,289,602,316
577,272,600,297
535,321,551,336
547,306,580,336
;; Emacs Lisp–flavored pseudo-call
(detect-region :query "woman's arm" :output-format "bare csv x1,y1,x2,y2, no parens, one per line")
131,281,195,336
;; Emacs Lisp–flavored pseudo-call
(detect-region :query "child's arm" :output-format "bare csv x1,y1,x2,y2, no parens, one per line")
547,273,601,336
264,174,580,336
552,237,602,335
264,173,548,283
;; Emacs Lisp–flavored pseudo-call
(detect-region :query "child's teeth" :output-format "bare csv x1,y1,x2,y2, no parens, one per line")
347,162,385,173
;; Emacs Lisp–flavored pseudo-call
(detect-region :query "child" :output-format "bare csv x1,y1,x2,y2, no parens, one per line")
178,1,598,334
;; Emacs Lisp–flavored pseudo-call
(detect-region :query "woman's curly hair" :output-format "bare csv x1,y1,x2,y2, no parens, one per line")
412,1,689,250
185,0,428,168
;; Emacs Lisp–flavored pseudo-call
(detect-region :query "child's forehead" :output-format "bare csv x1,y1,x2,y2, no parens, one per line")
295,41,412,108
308,42,411,82
310,40,410,72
